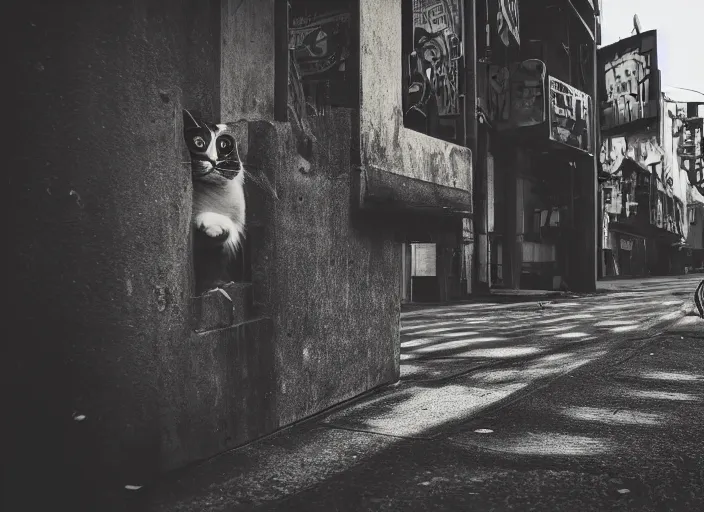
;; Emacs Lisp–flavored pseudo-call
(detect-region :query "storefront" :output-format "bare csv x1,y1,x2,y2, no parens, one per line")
603,229,647,277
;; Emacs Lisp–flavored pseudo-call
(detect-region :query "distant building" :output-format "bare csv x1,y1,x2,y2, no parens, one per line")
597,30,704,277
473,0,600,292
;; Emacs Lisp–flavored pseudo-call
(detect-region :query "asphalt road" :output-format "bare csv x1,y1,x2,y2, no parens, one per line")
138,275,703,512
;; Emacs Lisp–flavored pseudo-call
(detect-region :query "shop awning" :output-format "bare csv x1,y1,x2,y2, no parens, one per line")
662,86,704,104
688,185,704,206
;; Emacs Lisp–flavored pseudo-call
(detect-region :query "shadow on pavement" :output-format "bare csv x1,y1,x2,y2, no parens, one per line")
136,277,703,512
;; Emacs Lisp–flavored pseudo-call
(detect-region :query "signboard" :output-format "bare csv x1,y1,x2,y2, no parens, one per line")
620,238,633,251
598,30,660,130
488,59,547,130
548,76,593,153
599,132,664,176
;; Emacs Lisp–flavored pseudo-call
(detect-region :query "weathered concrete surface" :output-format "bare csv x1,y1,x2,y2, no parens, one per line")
180,319,277,468
9,4,403,511
221,0,275,122
358,0,472,205
132,275,702,512
9,2,221,508
247,110,401,429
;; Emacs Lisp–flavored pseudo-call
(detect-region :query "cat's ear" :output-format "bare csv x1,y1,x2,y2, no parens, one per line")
183,109,202,130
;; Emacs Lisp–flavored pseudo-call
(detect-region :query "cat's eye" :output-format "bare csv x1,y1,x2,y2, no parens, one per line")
192,136,206,149
216,136,235,156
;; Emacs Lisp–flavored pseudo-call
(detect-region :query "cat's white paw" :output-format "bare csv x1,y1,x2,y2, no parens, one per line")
195,212,232,241
202,224,228,239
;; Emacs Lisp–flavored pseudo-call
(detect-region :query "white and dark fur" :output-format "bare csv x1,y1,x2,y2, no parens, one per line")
183,110,245,291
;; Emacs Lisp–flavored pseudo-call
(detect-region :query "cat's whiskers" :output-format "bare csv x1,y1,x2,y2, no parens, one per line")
241,168,278,199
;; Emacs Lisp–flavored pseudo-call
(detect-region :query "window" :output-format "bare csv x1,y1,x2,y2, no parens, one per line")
411,243,437,277
288,0,357,115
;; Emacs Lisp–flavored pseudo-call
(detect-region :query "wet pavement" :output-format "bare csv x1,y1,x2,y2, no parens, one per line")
133,275,703,511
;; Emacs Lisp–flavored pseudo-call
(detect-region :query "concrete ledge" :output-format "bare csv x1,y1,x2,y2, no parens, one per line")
357,165,472,215
191,282,253,333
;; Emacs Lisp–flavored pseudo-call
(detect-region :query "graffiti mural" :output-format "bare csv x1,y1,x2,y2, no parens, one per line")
404,0,464,134
488,60,546,130
289,1,355,111
496,0,520,46
674,111,704,196
548,76,593,153
599,31,659,129
599,133,664,177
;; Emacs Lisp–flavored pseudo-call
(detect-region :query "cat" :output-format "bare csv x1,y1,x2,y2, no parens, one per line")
183,110,246,293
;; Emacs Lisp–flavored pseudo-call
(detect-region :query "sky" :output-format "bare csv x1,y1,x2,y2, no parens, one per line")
599,0,704,93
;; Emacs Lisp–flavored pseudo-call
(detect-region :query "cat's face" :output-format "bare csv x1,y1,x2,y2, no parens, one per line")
183,110,242,180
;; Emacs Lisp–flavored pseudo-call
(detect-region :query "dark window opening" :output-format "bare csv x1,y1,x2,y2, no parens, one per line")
288,0,358,115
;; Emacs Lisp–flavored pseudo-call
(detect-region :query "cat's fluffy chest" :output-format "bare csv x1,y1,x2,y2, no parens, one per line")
192,174,246,255
193,177,245,225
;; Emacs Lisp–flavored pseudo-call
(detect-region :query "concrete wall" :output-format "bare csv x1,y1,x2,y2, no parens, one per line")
358,0,472,199
10,0,223,501
221,0,275,121
248,112,401,427
10,1,401,505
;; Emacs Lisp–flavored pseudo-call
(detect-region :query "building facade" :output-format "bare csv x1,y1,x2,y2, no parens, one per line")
9,0,473,504
473,0,600,292
597,30,704,278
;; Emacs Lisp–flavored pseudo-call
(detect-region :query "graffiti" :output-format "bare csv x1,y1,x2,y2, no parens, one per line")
290,10,352,79
599,133,664,177
601,207,610,248
496,0,520,46
599,32,659,129
289,2,355,111
650,190,683,235
548,76,592,153
599,136,627,176
405,0,464,124
652,195,663,228
488,65,510,123
487,60,546,130
673,110,704,196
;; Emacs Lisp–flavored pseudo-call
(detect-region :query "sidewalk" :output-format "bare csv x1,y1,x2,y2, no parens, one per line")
133,277,702,511
404,274,700,310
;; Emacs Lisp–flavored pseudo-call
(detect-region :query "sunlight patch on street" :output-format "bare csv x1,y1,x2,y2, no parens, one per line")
555,332,591,339
464,347,543,358
611,325,640,333
594,320,637,327
325,383,528,438
561,406,666,426
658,311,684,321
536,314,595,325
410,337,506,354
637,371,704,382
460,432,612,456
621,389,701,401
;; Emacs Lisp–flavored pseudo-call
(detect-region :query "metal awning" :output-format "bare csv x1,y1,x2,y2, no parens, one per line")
662,86,704,104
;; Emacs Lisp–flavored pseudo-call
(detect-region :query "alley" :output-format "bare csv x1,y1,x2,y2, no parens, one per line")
11,1,704,511
139,275,703,512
